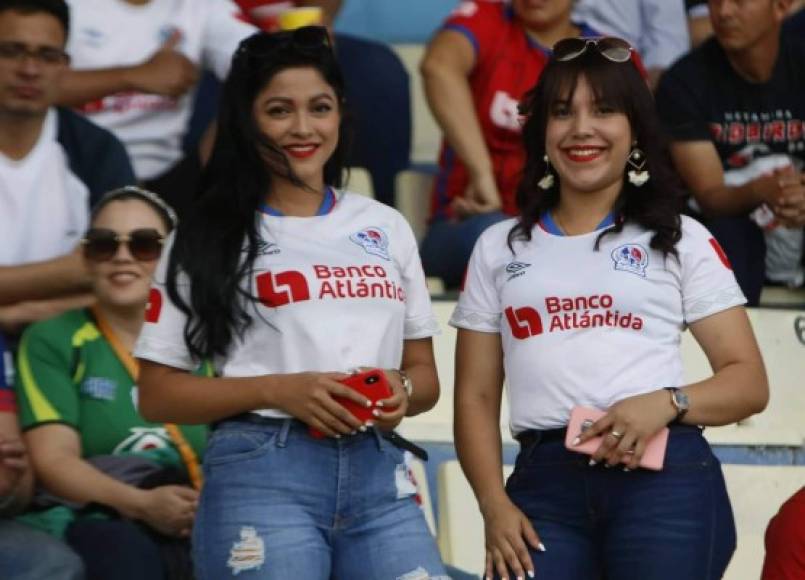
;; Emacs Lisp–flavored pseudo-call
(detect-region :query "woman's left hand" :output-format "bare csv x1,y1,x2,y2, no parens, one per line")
574,390,678,470
370,370,410,431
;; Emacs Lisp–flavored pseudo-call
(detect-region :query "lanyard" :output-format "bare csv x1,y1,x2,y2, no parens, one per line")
90,307,203,490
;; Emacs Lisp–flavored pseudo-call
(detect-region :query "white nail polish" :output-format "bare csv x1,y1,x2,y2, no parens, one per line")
359,425,367,432
572,436,581,446
538,542,547,552
588,459,597,467
372,409,380,417
517,576,524,580
528,571,535,578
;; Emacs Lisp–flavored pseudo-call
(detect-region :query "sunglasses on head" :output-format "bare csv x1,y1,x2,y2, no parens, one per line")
82,228,165,262
552,37,634,63
237,25,331,59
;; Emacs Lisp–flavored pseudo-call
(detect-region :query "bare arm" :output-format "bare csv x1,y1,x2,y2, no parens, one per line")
670,140,789,216
137,361,373,438
0,251,90,306
57,32,198,107
454,328,541,580
25,424,198,537
421,29,501,213
0,293,95,334
0,412,33,516
581,306,768,468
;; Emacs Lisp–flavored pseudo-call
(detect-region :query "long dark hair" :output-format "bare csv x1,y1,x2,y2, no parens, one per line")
508,48,684,256
166,29,349,361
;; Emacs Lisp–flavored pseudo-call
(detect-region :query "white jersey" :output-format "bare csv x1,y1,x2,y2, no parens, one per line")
0,110,88,265
135,191,439,418
450,216,746,434
66,0,256,180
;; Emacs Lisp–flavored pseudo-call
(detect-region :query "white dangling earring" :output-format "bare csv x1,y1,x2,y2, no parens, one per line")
538,155,555,190
626,146,649,187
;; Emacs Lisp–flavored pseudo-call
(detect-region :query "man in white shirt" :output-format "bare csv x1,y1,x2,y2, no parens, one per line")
0,0,135,330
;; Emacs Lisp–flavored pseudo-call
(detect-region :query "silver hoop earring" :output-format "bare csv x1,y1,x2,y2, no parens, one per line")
538,155,555,190
626,147,649,187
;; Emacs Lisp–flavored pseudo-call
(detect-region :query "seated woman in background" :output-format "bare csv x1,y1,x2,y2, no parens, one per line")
452,37,768,579
15,187,207,580
419,0,599,288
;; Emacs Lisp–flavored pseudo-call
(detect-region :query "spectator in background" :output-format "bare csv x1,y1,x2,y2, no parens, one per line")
762,486,805,579
57,0,256,218
419,0,599,289
572,0,690,89
686,0,714,47
235,0,342,31
0,0,135,332
0,331,86,580
15,187,206,580
656,0,805,306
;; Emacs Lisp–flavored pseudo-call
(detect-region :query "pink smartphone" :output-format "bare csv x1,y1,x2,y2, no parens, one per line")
564,406,669,471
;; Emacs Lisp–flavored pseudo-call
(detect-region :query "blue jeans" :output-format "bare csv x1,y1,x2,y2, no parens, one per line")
0,519,85,580
193,417,448,579
421,212,508,289
500,426,736,580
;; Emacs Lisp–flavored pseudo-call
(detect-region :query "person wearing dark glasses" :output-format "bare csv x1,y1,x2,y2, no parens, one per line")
452,37,768,580
419,0,601,289
133,27,448,580
14,186,208,580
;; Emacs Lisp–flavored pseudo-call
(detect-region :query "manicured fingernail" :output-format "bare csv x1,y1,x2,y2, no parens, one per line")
588,459,597,466
365,400,372,407
372,409,380,417
623,467,631,472
335,434,341,439
376,401,384,407
528,570,535,578
517,576,524,580
572,436,581,446
359,425,367,432
538,542,547,552
365,421,374,427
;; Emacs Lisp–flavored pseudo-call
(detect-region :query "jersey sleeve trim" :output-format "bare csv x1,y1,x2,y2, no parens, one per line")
404,316,440,340
449,306,501,333
16,338,62,424
134,336,198,371
21,419,80,434
684,285,746,324
442,23,480,58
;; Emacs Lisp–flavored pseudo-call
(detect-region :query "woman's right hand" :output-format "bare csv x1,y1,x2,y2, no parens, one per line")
273,372,370,437
481,496,543,580
136,485,199,538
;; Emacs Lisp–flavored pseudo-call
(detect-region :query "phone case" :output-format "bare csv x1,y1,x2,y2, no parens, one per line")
564,406,669,471
309,369,395,438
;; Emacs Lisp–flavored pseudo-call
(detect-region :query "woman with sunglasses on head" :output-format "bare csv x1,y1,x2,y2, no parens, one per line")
133,27,448,580
14,187,207,580
452,37,768,580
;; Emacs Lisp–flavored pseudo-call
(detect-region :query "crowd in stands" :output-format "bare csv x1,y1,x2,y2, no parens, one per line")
0,0,803,578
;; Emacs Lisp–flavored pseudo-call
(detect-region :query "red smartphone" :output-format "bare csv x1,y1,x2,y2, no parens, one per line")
564,406,669,471
309,369,396,438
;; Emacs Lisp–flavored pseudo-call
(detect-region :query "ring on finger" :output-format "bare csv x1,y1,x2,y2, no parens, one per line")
609,430,624,440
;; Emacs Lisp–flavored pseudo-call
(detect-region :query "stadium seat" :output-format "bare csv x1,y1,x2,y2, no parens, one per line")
435,461,805,579
759,286,805,308
395,168,433,243
345,167,374,198
390,44,442,165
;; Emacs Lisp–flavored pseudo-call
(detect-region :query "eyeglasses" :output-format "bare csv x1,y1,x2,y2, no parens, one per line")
236,25,331,59
82,228,165,262
0,41,69,66
552,37,633,63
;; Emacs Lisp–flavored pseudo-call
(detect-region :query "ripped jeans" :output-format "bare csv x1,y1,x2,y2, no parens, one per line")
193,416,448,580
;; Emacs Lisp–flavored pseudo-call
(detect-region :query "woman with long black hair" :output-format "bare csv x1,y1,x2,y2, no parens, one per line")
134,27,448,580
451,37,769,580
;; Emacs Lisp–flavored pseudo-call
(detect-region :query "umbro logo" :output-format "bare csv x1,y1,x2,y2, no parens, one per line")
505,261,531,281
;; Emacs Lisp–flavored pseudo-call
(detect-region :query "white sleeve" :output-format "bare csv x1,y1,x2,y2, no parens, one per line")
134,234,197,370
679,218,747,324
638,0,690,69
395,215,439,339
449,229,502,333
202,0,258,80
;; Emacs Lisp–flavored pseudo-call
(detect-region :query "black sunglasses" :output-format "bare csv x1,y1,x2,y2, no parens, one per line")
82,228,165,262
553,37,634,63
236,26,331,59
